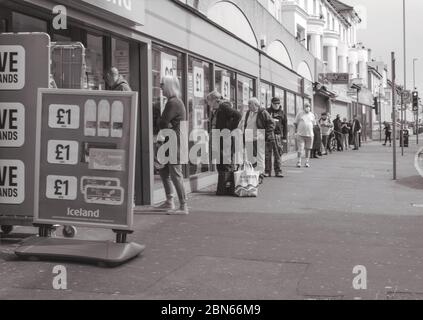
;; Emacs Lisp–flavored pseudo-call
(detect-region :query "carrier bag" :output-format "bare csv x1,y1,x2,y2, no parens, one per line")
234,161,259,197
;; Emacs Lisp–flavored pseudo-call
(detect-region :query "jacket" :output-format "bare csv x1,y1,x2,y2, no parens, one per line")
111,76,131,91
319,118,333,136
333,118,342,132
266,106,288,140
159,96,186,136
241,108,275,141
213,101,242,131
352,119,362,133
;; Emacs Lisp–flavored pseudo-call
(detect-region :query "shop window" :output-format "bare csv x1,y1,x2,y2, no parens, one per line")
260,82,272,109
0,18,7,33
12,12,47,32
237,74,254,113
151,44,185,186
274,87,285,107
286,92,297,153
111,38,130,83
86,33,105,90
188,57,212,176
215,67,236,106
296,95,304,111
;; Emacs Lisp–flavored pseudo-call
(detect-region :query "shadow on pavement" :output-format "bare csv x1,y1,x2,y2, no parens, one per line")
395,176,423,190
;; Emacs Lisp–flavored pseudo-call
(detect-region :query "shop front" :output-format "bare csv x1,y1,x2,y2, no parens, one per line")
313,82,336,118
1,0,314,205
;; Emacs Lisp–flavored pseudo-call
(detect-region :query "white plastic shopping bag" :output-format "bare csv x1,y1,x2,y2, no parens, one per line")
234,161,259,197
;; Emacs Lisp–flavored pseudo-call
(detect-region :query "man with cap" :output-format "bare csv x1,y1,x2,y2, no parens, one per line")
265,97,287,177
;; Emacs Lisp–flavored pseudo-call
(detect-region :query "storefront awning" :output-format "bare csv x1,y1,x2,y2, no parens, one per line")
313,82,337,99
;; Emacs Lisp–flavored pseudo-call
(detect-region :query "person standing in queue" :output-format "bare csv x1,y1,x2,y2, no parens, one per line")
156,75,189,214
238,98,275,184
333,114,344,151
207,91,242,195
105,67,132,91
351,115,362,151
265,97,287,178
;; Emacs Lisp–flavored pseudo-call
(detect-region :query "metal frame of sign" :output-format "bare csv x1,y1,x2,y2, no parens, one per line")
34,89,138,231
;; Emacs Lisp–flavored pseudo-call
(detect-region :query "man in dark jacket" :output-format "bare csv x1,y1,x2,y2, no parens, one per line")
105,67,131,91
351,115,362,150
207,91,242,173
207,91,242,195
333,114,343,151
265,97,287,177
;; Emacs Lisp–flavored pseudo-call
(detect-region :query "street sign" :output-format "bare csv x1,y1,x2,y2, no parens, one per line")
34,89,138,231
318,73,350,84
403,90,411,104
0,33,50,216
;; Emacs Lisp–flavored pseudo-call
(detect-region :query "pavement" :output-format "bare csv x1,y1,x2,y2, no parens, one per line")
2,137,423,300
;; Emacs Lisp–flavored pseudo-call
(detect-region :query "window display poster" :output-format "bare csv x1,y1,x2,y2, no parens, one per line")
221,75,230,100
114,50,129,74
243,82,250,106
260,87,266,108
0,33,49,217
34,89,138,230
160,52,177,79
193,66,204,98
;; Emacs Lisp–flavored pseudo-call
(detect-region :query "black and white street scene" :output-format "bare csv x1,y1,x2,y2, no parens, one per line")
2,0,423,305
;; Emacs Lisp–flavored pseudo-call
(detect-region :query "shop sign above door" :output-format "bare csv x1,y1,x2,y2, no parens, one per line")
318,73,350,84
59,0,145,26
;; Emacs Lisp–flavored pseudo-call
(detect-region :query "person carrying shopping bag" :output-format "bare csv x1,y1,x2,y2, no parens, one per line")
238,98,275,185
207,90,242,195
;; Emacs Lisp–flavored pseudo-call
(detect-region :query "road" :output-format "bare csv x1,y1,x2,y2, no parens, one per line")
1,138,423,300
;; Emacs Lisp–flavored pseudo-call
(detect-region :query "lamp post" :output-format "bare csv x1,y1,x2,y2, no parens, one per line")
379,84,383,142
403,0,407,151
400,0,407,156
413,58,418,89
413,58,419,144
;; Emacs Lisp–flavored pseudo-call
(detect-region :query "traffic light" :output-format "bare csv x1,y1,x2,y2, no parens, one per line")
373,97,379,115
413,91,419,112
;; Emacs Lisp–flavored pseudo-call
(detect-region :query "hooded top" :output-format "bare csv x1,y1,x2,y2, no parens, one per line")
111,76,131,91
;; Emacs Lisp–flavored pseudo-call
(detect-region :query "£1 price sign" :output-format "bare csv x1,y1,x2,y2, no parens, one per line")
34,89,138,230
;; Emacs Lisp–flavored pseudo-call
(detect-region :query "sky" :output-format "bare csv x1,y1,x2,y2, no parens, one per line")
343,0,423,92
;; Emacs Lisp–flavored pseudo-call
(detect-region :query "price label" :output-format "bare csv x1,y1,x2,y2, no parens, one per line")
46,175,77,200
48,104,80,129
47,140,79,165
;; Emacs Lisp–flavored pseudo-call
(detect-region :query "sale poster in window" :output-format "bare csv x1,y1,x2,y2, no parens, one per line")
243,82,250,106
160,52,177,79
193,67,204,98
221,75,230,100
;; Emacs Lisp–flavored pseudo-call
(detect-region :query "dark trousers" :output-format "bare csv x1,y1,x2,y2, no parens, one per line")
385,132,392,144
335,132,343,151
265,134,283,174
353,132,360,149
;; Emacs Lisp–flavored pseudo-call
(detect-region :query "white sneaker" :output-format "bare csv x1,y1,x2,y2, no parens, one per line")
305,162,310,168
168,204,189,215
156,200,175,211
296,161,301,168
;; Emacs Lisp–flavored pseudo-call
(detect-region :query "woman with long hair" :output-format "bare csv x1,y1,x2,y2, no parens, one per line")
156,75,189,214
